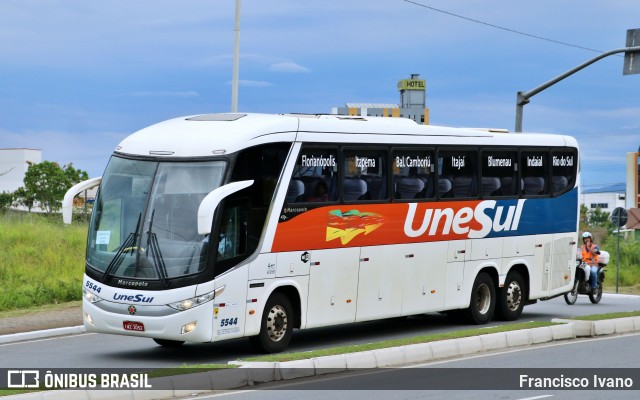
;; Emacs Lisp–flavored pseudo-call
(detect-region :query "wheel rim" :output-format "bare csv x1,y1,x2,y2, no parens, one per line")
505,280,522,312
266,304,288,342
570,281,579,299
476,283,491,315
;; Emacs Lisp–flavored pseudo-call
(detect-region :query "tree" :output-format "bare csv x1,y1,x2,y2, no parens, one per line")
22,161,89,214
0,191,13,212
587,207,614,230
12,186,35,212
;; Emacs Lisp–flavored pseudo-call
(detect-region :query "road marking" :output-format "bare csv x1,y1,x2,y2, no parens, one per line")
516,396,553,400
0,332,96,347
413,331,640,367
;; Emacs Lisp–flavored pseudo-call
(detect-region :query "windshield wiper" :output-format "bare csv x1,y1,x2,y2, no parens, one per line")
146,209,170,288
102,213,142,281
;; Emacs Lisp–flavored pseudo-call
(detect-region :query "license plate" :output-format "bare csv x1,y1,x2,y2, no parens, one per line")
123,321,145,332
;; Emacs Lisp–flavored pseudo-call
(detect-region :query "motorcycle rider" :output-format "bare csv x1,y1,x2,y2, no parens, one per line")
580,232,601,292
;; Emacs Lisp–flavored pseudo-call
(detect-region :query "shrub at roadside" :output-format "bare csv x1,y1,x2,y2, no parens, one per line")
0,212,87,311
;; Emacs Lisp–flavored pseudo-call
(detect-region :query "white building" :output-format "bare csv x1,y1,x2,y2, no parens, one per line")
581,183,625,214
0,148,42,193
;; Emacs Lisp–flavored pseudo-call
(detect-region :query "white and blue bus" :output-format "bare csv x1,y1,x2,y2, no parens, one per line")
64,113,579,353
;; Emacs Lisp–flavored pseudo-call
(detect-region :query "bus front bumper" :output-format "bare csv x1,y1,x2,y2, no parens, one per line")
83,299,214,343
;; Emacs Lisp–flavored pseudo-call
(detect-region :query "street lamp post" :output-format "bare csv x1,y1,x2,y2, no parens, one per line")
231,0,241,113
515,46,640,132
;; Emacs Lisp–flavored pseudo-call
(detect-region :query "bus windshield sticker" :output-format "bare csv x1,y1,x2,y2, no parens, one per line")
96,231,111,245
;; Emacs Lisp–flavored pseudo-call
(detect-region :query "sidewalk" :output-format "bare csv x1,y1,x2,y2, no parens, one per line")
0,303,82,336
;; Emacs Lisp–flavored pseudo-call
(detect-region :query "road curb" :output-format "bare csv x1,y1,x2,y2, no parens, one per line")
551,316,640,337
0,326,86,345
4,317,640,399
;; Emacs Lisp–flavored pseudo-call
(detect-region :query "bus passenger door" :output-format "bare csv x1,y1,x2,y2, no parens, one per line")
549,235,574,294
305,247,360,329
533,234,553,294
443,240,469,310
403,242,447,315
356,244,404,322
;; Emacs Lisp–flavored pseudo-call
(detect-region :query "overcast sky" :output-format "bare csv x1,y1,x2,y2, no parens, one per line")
1,0,639,189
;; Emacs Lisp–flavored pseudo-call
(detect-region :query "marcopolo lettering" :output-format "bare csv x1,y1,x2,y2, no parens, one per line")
403,200,526,239
113,293,154,303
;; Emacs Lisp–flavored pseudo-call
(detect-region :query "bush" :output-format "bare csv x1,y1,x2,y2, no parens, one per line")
0,211,88,311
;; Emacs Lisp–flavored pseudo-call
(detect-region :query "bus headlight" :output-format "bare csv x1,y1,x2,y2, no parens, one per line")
167,288,221,311
83,289,104,304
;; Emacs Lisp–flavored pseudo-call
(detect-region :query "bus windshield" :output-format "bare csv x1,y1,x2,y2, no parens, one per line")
87,156,226,282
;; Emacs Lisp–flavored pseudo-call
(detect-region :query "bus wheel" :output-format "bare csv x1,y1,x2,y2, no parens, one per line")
496,271,525,321
466,272,495,324
153,338,185,347
251,292,293,353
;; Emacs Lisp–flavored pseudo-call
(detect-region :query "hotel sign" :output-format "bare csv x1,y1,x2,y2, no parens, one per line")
397,79,426,91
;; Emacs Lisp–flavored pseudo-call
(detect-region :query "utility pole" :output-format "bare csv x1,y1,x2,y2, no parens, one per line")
516,29,640,133
231,0,241,113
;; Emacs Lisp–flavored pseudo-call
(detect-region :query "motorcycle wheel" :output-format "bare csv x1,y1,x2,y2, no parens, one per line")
564,279,579,305
589,284,603,304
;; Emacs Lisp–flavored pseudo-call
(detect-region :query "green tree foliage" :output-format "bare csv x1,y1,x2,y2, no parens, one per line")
0,192,13,212
21,161,89,214
12,187,36,212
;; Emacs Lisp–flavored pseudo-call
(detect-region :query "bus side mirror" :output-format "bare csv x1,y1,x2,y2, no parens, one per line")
197,180,254,235
62,177,103,224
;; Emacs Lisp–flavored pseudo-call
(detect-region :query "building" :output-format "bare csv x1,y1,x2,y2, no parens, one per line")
0,148,42,193
331,74,430,124
581,183,626,214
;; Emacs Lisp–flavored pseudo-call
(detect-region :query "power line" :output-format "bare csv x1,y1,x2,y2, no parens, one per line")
400,0,605,54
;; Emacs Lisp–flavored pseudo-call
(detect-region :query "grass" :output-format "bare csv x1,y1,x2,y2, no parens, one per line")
0,211,87,312
568,310,640,321
240,321,557,362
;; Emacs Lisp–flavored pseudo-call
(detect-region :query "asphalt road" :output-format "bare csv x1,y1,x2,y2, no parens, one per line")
187,333,640,400
1,293,639,369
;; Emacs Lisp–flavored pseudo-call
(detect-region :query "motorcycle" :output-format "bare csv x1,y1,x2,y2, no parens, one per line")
564,250,609,305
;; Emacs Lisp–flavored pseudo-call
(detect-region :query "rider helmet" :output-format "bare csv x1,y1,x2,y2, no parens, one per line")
582,232,592,241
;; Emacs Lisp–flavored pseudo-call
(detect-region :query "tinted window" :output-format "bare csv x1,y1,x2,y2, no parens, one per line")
551,150,576,195
289,147,338,203
521,151,549,196
343,149,387,201
438,150,477,198
392,149,435,200
481,150,517,197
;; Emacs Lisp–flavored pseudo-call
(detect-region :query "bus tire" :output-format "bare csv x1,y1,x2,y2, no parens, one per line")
250,292,293,353
153,338,185,347
466,272,495,324
496,271,525,321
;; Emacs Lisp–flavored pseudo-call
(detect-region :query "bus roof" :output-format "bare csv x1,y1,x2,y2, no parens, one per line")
115,113,577,158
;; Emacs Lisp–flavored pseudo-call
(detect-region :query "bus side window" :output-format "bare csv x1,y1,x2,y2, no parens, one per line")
481,150,517,197
342,148,387,202
439,149,477,199
392,149,435,200
289,147,338,203
551,150,576,195
521,151,549,196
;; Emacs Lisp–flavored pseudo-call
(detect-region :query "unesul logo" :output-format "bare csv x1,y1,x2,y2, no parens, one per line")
404,199,526,239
